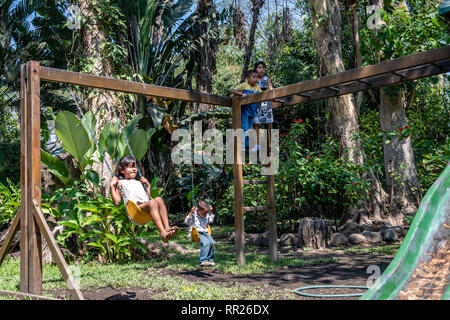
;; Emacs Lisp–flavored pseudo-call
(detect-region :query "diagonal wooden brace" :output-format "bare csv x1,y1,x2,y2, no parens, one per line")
0,208,21,266
31,200,84,300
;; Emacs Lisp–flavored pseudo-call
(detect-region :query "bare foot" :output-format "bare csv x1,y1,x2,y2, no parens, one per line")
165,226,179,234
161,231,170,243
166,229,177,241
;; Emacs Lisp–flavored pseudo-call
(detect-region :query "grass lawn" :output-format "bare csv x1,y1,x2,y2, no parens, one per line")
0,225,397,300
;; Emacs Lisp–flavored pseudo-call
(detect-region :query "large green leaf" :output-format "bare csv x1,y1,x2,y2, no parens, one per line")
54,111,92,167
103,122,126,161
124,129,148,161
41,149,71,185
123,114,142,140
80,110,97,158
83,169,100,186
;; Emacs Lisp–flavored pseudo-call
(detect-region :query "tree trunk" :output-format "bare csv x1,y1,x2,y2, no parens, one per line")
308,0,389,231
78,0,123,194
370,0,422,221
343,0,363,116
380,87,422,219
241,0,265,82
196,0,218,129
309,0,363,164
297,217,331,249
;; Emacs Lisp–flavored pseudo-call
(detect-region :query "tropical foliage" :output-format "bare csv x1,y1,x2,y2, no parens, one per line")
0,0,448,262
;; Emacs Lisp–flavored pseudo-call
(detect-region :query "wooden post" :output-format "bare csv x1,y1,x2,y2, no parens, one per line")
20,64,29,293
266,123,278,262
232,95,245,265
20,61,42,295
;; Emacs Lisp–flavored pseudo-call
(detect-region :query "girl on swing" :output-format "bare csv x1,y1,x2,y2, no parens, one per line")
110,155,178,242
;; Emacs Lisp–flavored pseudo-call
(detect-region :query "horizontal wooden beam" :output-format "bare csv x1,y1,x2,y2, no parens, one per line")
39,66,232,107
243,180,267,185
243,206,268,212
281,58,450,107
0,289,58,300
244,45,450,104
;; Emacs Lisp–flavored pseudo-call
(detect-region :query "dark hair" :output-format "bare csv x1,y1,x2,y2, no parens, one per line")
116,155,137,179
197,200,210,211
245,69,257,78
253,60,266,70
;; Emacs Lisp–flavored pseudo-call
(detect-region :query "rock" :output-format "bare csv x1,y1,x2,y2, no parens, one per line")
381,228,398,242
297,217,331,249
280,233,298,247
228,231,235,242
339,221,360,236
53,225,63,240
360,224,375,233
228,231,247,243
330,233,348,247
246,233,263,246
348,233,366,245
42,241,53,265
392,226,405,237
377,221,393,233
262,231,270,247
362,231,382,244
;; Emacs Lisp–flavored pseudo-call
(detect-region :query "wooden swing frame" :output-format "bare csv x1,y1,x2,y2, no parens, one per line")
0,45,448,300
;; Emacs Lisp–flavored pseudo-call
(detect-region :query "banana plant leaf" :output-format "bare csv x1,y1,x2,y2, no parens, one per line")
54,111,91,170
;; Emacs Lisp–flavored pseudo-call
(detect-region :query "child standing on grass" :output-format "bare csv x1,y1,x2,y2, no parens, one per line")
232,70,262,151
184,200,216,267
110,155,178,243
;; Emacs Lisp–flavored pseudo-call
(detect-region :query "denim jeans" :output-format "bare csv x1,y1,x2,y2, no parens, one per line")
198,232,216,263
241,103,257,148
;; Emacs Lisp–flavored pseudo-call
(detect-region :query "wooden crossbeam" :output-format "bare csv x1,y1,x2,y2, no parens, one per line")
243,180,267,184
39,66,232,107
243,45,450,104
0,289,59,300
281,59,450,107
243,206,268,212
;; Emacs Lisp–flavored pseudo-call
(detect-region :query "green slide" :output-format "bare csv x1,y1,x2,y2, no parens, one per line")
361,164,449,300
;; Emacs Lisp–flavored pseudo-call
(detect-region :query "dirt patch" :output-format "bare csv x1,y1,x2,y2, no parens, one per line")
45,249,393,300
157,250,392,300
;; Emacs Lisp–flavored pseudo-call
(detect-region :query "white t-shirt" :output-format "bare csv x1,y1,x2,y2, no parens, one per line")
120,179,149,204
184,209,214,239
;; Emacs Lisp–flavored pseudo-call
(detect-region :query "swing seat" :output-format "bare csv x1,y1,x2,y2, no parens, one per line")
126,200,153,226
191,225,212,243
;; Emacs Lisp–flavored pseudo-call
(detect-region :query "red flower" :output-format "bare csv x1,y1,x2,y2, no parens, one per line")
404,125,410,129
280,132,287,137
398,127,403,131
293,138,297,141
292,118,304,123
353,182,358,186
298,119,303,123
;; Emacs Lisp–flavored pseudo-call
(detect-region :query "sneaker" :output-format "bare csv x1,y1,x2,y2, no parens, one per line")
208,261,216,267
200,261,209,267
